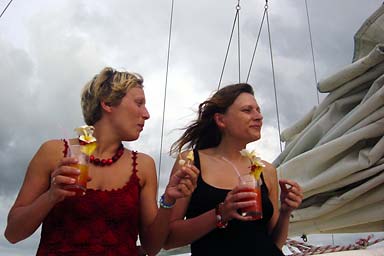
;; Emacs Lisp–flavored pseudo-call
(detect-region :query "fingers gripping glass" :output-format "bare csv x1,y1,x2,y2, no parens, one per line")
65,144,89,196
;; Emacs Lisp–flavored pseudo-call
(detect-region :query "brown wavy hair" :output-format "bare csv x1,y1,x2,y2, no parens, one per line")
171,83,254,155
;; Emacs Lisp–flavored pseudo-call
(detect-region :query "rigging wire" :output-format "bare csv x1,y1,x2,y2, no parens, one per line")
218,1,241,89
218,0,282,152
246,4,267,83
0,0,14,20
158,0,174,194
237,1,241,83
265,1,283,152
305,0,320,104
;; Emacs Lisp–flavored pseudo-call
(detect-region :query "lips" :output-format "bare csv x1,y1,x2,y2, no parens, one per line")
250,124,262,129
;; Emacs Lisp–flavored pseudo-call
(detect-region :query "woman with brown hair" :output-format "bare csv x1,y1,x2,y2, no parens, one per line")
164,83,303,255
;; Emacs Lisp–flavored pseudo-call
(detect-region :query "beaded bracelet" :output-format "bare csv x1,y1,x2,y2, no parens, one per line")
159,194,175,209
215,202,228,229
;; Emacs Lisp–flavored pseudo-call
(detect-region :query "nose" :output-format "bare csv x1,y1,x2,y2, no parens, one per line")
253,110,263,121
142,107,150,120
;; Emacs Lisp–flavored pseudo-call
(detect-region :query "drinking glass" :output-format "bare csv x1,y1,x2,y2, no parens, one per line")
65,144,89,196
238,173,263,220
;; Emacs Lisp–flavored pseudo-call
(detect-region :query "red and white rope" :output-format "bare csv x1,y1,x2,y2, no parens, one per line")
285,234,384,255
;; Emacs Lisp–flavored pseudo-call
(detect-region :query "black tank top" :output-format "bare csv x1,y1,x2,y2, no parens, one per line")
186,149,284,256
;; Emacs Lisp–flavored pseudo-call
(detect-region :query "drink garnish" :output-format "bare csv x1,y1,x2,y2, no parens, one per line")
178,150,194,166
240,149,265,180
75,125,97,155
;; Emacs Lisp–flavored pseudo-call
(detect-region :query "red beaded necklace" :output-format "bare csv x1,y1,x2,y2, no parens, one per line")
79,140,125,166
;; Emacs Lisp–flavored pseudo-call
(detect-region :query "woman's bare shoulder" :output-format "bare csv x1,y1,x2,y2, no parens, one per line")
32,139,69,168
261,160,278,186
134,151,156,176
39,139,66,151
262,160,276,172
133,151,156,187
32,139,65,157
134,151,155,164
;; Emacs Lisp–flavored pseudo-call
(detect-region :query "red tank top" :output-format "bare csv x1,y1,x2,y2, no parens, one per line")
36,141,141,256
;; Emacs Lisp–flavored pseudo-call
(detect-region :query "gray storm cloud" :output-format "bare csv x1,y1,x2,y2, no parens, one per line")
0,0,382,254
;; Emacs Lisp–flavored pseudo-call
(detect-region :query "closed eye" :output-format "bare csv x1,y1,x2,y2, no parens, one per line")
241,106,261,114
241,107,252,113
135,100,145,107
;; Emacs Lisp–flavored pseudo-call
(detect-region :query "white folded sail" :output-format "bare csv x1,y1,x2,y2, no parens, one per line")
274,4,384,236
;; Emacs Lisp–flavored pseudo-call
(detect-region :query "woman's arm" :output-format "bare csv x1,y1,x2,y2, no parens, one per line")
164,153,257,249
163,154,216,249
163,196,217,249
4,140,79,243
264,162,303,249
138,152,199,256
164,188,256,249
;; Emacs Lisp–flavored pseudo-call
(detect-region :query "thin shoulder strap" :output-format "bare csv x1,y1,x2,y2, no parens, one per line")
131,151,138,174
260,173,269,192
192,148,203,183
62,139,69,157
193,148,201,169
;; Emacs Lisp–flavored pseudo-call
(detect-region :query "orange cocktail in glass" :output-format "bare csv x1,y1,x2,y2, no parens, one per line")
66,144,89,196
67,163,88,196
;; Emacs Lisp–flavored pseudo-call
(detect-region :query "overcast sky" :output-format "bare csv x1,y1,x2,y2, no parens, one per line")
0,0,383,254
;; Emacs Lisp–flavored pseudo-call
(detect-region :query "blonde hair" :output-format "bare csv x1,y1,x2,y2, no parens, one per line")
81,67,144,125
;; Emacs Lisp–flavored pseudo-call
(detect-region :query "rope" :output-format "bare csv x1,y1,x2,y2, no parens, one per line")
218,1,241,90
265,1,283,152
304,0,320,105
246,4,267,83
158,0,174,194
0,0,14,19
285,235,384,255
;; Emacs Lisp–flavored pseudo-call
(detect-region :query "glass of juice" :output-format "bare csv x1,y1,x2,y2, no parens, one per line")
238,173,262,220
65,144,89,196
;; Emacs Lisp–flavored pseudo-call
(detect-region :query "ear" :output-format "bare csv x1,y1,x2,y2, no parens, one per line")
213,113,226,129
100,101,113,113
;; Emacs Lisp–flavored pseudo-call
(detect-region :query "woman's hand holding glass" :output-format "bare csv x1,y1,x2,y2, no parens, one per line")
48,156,83,203
219,184,259,223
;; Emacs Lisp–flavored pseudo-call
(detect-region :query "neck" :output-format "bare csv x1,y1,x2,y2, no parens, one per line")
214,138,247,162
92,123,123,157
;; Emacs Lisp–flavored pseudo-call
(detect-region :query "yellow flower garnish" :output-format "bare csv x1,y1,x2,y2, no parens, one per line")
240,149,265,180
186,150,194,163
75,125,97,156
178,150,194,166
75,125,96,143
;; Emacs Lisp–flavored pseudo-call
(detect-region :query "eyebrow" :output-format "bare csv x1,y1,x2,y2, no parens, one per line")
240,104,259,109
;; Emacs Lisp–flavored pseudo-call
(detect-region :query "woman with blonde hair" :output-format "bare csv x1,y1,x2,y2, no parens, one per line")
5,67,199,256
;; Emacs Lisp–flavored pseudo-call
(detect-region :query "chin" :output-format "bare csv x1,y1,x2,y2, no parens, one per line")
131,135,140,141
124,133,140,142
251,133,261,141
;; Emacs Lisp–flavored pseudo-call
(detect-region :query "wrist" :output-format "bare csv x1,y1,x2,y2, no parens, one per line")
159,194,176,209
164,187,177,204
215,202,228,229
279,208,293,218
